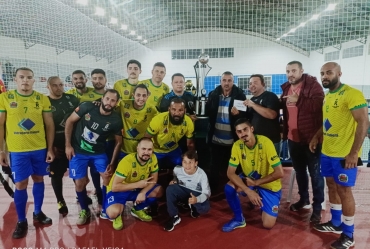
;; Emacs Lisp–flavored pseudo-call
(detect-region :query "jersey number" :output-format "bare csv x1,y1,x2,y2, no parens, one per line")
24,107,28,113
91,122,99,130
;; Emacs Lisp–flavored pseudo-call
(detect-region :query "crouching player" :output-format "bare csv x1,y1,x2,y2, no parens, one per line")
164,151,211,231
222,118,284,232
105,137,163,230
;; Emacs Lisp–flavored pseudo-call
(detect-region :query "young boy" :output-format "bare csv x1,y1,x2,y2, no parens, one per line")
164,151,211,231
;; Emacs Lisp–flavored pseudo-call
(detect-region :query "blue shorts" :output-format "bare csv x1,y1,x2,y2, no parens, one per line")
238,174,281,217
69,153,108,180
9,149,49,183
155,147,182,168
105,184,159,208
321,154,357,187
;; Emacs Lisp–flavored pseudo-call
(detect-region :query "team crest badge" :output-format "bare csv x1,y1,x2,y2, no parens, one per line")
124,112,130,118
124,90,129,95
338,174,348,183
272,205,279,213
10,102,18,108
132,171,137,178
258,144,262,149
85,113,91,121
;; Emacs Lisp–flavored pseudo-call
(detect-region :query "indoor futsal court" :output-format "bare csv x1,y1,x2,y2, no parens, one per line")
0,0,370,248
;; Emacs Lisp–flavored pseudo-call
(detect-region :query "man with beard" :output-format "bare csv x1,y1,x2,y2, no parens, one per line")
310,62,369,249
47,76,79,216
105,137,163,230
66,70,98,102
65,89,123,225
222,118,283,232
139,62,170,107
113,60,142,99
119,84,158,159
145,97,195,169
280,61,325,224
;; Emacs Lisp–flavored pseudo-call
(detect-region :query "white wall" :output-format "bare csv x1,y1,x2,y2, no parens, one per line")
123,32,310,83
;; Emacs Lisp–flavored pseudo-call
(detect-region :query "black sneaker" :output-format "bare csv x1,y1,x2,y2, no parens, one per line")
310,210,321,224
58,200,69,217
12,220,28,239
190,205,200,218
314,220,342,234
290,199,311,211
33,211,52,225
164,215,181,232
330,233,355,249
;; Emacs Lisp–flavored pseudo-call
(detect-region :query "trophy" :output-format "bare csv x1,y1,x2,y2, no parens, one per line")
185,80,196,95
193,53,212,116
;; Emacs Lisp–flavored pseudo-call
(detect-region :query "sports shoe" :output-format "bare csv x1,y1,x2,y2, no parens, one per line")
222,218,246,232
12,220,28,239
58,200,68,217
76,209,91,225
189,205,200,218
314,220,342,234
164,215,181,232
310,210,321,224
131,208,152,222
113,215,123,230
290,199,311,211
99,211,110,220
330,233,355,249
33,211,52,225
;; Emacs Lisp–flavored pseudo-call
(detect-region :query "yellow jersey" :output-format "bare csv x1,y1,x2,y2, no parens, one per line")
0,90,52,152
119,100,158,153
139,79,169,107
322,84,367,157
229,135,282,192
113,79,136,100
66,87,103,103
107,153,158,192
146,112,194,153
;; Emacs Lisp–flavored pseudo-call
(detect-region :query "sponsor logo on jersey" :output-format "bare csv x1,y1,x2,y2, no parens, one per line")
102,123,110,131
242,153,246,160
89,94,94,98
338,174,348,183
272,205,279,213
258,144,262,149
239,144,243,149
18,118,36,130
132,162,136,168
10,102,17,108
51,106,56,112
124,112,130,118
271,155,278,161
8,94,14,99
124,103,130,108
124,90,129,95
85,113,91,121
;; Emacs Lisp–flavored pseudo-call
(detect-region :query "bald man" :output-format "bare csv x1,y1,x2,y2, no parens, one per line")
310,62,369,249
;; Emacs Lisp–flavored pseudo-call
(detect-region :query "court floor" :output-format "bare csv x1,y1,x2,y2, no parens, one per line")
1,167,369,249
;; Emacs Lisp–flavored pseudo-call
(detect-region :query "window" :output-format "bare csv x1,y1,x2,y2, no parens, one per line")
237,76,272,95
342,45,363,59
325,51,340,61
171,48,234,60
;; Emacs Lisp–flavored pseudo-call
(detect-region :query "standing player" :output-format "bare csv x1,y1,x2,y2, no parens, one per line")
145,98,195,169
47,76,79,216
66,70,97,102
119,84,157,158
113,60,142,99
222,118,283,232
105,137,163,230
0,67,55,239
139,62,169,107
65,89,123,225
310,62,369,249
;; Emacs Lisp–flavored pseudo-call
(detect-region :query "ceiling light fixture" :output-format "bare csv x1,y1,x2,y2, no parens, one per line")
310,14,320,20
299,22,306,27
137,36,142,40
95,7,105,16
121,24,128,30
325,3,337,11
130,30,136,35
289,28,296,33
76,0,88,5
110,18,118,24
143,39,148,43
282,34,288,37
